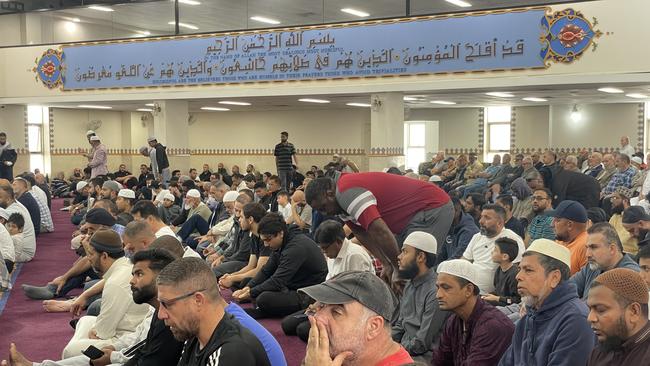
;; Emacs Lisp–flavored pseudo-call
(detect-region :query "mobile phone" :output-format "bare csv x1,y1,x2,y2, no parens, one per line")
82,345,105,360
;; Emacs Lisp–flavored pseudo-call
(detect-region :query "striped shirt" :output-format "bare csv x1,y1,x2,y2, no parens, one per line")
527,213,555,242
274,142,295,171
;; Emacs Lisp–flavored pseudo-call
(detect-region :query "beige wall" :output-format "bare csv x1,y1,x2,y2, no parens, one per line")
514,106,550,151
549,103,639,150
409,108,480,151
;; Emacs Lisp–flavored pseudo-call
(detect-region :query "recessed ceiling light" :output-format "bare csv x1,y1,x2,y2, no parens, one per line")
137,108,153,112
145,103,155,107
139,30,151,36
218,101,251,106
626,93,647,99
522,97,548,102
485,92,515,98
445,0,472,7
64,21,77,32
346,103,371,107
72,18,81,22
179,0,201,5
201,107,230,111
430,100,457,105
88,5,114,12
299,98,330,104
597,87,624,94
167,21,199,30
250,16,280,25
340,8,370,17
77,105,112,110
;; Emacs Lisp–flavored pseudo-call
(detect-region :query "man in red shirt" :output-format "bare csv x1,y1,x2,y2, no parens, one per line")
300,271,414,366
305,172,452,280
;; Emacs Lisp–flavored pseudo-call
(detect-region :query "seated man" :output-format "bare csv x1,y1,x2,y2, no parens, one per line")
157,258,272,365
572,222,639,301
549,200,589,275
286,190,312,232
158,192,182,225
196,191,239,255
62,229,150,358
0,215,14,273
495,194,525,239
2,248,184,366
433,259,514,365
210,194,254,277
587,268,650,365
301,271,414,366
233,213,328,319
393,232,448,362
499,239,594,366
115,189,135,226
437,197,479,263
11,177,41,236
281,220,373,342
173,189,212,244
0,182,36,259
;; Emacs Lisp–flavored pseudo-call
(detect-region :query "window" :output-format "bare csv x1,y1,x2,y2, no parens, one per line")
485,106,511,161
27,105,48,173
404,122,426,171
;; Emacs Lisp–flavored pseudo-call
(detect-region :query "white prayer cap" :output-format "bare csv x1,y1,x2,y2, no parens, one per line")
526,239,571,269
429,175,442,182
89,135,100,141
147,136,157,143
403,231,437,254
86,130,95,136
163,193,176,201
118,189,135,199
76,181,88,192
437,259,479,287
223,190,239,203
186,189,201,198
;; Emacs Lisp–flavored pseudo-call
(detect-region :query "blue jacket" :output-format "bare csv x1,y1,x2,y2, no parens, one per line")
571,254,640,301
499,281,595,366
438,212,479,263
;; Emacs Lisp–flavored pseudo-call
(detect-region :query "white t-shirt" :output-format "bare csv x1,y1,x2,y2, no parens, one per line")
155,225,178,239
326,239,374,280
278,203,292,221
0,224,15,263
462,228,526,294
182,247,201,258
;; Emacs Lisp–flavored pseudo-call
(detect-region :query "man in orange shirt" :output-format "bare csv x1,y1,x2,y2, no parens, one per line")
549,200,588,275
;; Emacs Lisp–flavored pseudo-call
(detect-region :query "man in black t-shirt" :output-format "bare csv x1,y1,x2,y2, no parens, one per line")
157,258,270,366
274,131,297,191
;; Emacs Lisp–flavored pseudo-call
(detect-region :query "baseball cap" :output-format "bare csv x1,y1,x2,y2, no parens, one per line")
76,181,88,192
89,135,101,141
437,259,479,288
622,206,650,224
85,208,116,227
526,238,571,269
118,189,135,199
186,189,201,198
547,200,587,223
403,231,437,254
299,271,396,321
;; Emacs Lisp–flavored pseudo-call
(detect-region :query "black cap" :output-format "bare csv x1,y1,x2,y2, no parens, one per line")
299,271,396,321
548,200,588,223
622,206,650,224
85,208,116,227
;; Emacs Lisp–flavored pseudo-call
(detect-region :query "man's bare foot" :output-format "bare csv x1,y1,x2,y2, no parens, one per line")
42,299,74,312
6,343,32,366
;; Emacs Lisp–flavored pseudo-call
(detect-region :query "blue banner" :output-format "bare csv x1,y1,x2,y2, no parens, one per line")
32,8,602,90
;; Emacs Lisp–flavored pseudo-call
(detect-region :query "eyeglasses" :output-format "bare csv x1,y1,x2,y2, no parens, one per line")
159,289,205,309
532,196,548,201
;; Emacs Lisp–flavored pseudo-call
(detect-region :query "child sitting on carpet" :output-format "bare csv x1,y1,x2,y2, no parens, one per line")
7,213,29,263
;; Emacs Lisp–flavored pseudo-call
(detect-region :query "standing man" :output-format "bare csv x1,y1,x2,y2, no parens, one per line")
87,135,108,178
147,137,170,184
274,131,297,192
306,171,453,282
0,132,17,181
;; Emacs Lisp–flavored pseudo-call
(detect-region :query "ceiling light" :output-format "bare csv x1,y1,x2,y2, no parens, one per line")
167,21,199,30
597,87,624,94
200,107,230,111
137,108,153,112
445,0,472,7
522,97,548,102
626,93,648,99
64,21,77,32
218,101,251,106
299,98,330,104
145,103,155,107
139,30,151,36
250,16,280,25
570,104,582,123
340,8,370,17
346,103,371,107
77,105,112,110
179,0,201,5
430,100,457,105
88,5,114,12
72,18,81,22
403,96,423,101
485,92,515,98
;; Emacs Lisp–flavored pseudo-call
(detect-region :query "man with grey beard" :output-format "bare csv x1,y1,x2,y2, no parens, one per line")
571,222,639,301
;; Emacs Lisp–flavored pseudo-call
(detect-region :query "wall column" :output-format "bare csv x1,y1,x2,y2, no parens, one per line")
368,92,404,171
153,100,190,171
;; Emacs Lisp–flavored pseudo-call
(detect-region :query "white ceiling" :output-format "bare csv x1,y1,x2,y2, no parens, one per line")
50,0,585,37
41,82,650,113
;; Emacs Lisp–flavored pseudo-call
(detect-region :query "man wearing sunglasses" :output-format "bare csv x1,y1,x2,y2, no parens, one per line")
157,257,271,366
